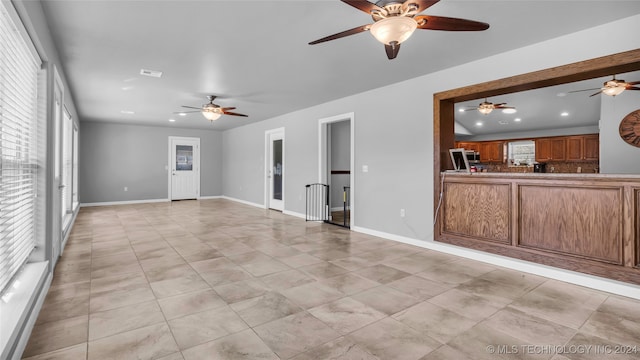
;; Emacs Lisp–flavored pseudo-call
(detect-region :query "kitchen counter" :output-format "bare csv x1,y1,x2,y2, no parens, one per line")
442,171,640,181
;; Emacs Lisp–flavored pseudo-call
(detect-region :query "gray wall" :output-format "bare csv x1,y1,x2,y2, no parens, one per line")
222,14,640,240
80,122,222,203
600,90,640,174
330,121,351,209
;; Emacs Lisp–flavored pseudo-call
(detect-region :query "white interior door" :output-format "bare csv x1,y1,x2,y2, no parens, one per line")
267,129,284,211
169,137,200,200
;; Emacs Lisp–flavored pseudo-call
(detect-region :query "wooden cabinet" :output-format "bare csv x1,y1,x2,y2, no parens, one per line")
480,141,504,163
566,135,599,161
455,142,480,152
535,138,566,161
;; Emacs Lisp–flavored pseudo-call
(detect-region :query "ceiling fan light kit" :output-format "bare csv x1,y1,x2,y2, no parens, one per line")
177,95,248,123
309,0,489,60
369,16,417,45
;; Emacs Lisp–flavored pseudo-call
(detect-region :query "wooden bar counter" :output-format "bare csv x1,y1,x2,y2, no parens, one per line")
437,172,640,284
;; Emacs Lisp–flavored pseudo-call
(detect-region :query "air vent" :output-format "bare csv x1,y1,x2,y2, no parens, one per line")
140,68,163,78
498,120,508,125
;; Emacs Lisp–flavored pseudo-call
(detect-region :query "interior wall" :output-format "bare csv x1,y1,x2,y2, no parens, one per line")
80,122,223,203
600,90,640,174
222,14,640,239
330,121,351,210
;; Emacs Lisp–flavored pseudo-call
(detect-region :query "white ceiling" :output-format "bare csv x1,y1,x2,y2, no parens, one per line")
40,0,640,131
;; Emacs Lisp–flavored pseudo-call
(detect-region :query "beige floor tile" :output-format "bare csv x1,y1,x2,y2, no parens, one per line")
280,281,344,309
22,315,88,358
484,307,575,346
259,269,315,291
347,317,439,360
355,264,411,284
168,306,248,350
88,300,165,340
291,336,380,360
278,253,324,268
299,262,350,280
213,279,270,304
143,263,198,282
230,291,302,327
87,323,178,360
253,312,341,359
563,332,640,360
22,343,87,360
157,289,227,320
181,329,279,360
90,284,156,313
308,297,386,335
446,323,538,360
149,273,210,299
35,292,89,325
428,288,506,321
241,258,290,277
393,301,478,344
319,272,380,295
387,275,452,300
351,285,420,316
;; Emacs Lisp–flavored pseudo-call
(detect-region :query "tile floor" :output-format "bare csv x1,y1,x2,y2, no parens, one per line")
22,199,640,360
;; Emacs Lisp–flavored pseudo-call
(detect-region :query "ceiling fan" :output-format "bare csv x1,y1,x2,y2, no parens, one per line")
177,95,248,122
309,0,489,60
569,76,640,97
463,99,516,115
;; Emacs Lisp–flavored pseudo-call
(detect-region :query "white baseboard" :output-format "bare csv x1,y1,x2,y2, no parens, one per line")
80,198,169,207
283,210,306,219
221,196,265,209
353,226,640,300
199,196,223,200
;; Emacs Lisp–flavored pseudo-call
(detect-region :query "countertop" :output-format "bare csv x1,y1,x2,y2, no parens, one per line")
441,171,640,181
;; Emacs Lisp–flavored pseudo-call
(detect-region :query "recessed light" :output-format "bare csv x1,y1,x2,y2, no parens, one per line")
557,92,567,97
475,121,483,126
458,108,465,113
120,110,135,115
121,86,134,91
561,112,569,117
169,119,176,122
502,108,517,114
178,112,187,116
514,118,522,122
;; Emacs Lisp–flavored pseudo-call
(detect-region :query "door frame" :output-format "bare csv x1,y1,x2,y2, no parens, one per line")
264,127,285,210
167,136,201,201
318,112,355,228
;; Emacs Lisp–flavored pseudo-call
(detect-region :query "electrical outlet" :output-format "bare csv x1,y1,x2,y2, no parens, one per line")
362,165,369,173
124,187,128,192
400,209,405,217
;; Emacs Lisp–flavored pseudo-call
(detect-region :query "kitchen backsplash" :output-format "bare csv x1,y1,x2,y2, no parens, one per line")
480,161,599,173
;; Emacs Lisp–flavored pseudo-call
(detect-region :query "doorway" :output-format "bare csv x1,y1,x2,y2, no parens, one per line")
318,113,354,228
265,128,285,211
168,136,200,200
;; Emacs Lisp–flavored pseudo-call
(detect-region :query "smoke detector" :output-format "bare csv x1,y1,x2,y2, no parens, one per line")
140,68,163,78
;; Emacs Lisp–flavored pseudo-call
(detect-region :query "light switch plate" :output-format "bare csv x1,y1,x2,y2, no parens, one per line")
362,165,368,173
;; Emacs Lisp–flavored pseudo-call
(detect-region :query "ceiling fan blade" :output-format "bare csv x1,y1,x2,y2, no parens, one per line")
589,90,603,97
409,0,440,13
626,80,640,85
415,15,489,31
385,43,400,60
567,88,601,94
221,107,236,111
493,103,507,107
223,111,248,117
309,24,370,45
340,0,384,15
181,105,203,110
627,86,640,91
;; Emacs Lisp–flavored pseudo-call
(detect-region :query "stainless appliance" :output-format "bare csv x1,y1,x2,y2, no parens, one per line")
533,163,546,173
465,150,480,163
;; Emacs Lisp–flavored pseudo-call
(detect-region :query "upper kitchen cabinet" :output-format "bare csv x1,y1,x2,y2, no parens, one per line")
480,141,505,163
535,138,566,162
566,134,599,161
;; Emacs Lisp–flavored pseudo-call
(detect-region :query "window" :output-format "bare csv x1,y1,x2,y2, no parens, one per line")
61,107,72,224
507,140,535,166
0,2,42,293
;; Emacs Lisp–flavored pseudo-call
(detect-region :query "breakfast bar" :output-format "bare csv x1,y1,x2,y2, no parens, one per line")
437,172,640,284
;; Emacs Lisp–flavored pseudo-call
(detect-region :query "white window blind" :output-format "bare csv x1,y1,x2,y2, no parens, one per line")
72,125,78,209
0,2,42,293
62,107,72,217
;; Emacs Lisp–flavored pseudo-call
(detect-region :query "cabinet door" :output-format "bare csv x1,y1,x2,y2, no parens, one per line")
480,141,504,163
583,135,599,160
565,137,583,161
550,138,566,160
535,139,551,161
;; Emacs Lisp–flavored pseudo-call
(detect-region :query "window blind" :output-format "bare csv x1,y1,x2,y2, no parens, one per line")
0,2,41,293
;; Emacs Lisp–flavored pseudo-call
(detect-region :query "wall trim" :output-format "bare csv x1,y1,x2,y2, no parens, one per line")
352,226,640,300
283,210,306,219
199,196,223,200
221,196,264,209
80,198,169,207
